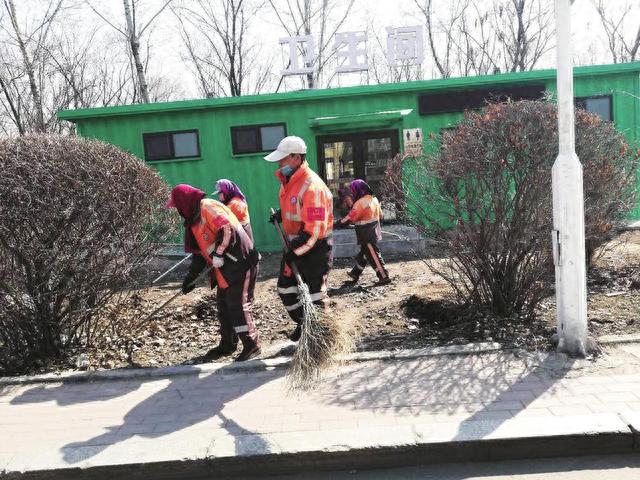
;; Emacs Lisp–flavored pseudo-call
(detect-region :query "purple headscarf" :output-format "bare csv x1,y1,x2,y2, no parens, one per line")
213,179,246,204
349,179,374,201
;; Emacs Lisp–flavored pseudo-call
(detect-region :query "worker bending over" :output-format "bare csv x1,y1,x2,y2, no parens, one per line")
166,184,261,361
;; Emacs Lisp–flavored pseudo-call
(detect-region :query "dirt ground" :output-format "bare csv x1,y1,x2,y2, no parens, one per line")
22,230,640,374
64,230,639,372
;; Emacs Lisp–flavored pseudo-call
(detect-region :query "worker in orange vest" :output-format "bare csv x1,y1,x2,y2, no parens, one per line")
337,179,390,285
213,179,254,242
264,136,334,341
166,184,261,361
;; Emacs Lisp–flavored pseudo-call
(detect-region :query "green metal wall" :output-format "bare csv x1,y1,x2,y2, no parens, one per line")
68,65,640,251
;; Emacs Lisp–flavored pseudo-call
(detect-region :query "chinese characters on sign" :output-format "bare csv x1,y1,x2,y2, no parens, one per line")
279,35,316,76
280,25,424,77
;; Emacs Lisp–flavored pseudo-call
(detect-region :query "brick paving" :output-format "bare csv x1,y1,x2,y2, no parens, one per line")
3,344,640,474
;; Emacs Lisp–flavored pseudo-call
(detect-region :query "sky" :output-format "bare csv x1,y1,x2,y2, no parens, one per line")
10,0,637,100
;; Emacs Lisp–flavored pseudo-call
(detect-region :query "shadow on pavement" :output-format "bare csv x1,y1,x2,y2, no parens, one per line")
10,364,282,464
319,350,572,441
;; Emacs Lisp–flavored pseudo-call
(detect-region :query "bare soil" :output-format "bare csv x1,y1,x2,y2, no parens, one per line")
18,231,640,375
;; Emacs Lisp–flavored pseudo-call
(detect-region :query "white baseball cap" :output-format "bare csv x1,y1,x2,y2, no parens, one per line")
264,136,307,162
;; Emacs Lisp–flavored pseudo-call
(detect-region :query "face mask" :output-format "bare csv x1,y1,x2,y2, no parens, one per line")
280,165,295,177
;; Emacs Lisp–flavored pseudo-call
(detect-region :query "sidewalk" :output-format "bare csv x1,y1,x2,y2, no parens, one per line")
4,341,640,479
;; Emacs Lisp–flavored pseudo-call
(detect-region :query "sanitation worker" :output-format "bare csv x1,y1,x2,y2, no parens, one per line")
166,184,261,361
213,178,254,242
337,179,390,285
264,136,333,341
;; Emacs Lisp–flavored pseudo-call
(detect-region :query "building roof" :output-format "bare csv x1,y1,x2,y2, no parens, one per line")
58,62,640,122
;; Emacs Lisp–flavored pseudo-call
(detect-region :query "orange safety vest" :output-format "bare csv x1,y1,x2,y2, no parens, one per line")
228,196,250,227
277,163,333,256
347,194,382,225
191,198,243,289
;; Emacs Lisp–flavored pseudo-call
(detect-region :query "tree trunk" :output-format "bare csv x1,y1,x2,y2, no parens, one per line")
0,74,24,134
303,0,315,89
123,0,150,103
5,0,45,131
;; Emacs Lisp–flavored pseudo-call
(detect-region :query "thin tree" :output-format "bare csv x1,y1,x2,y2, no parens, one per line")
593,0,640,63
175,0,271,97
2,0,64,132
268,0,355,89
414,0,470,78
491,0,554,72
415,0,553,78
85,0,175,103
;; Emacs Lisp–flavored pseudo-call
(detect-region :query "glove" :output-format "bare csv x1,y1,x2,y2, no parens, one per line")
182,275,196,295
268,209,282,224
211,254,224,268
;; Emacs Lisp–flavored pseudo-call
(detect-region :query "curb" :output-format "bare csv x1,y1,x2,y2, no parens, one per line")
2,413,634,479
0,342,502,386
4,332,640,386
599,333,640,345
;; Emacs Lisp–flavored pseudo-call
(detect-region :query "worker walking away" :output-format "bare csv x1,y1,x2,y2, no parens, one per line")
264,136,333,342
213,178,254,242
337,179,391,286
166,184,261,362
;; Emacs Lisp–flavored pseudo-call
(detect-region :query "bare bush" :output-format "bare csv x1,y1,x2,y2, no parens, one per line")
386,100,638,317
0,134,177,374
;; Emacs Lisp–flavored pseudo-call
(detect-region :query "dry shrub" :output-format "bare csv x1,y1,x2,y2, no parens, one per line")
385,100,638,318
0,134,177,374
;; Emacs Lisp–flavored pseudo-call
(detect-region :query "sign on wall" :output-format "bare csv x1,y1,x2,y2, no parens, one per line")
403,128,423,156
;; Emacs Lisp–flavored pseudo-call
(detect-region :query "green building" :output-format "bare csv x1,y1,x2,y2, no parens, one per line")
58,62,640,251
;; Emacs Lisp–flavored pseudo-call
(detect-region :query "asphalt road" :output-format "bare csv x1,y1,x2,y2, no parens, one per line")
248,454,640,479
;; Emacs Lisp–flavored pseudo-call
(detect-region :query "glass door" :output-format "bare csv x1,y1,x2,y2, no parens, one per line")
316,130,399,220
321,140,355,206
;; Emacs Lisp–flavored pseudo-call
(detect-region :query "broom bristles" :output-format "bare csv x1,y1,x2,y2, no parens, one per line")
287,282,354,391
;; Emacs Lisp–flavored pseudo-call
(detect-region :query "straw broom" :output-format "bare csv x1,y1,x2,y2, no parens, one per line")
271,209,352,390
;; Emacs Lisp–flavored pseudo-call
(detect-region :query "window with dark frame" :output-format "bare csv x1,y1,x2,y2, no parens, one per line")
143,130,200,161
575,95,612,122
231,123,286,155
418,84,546,115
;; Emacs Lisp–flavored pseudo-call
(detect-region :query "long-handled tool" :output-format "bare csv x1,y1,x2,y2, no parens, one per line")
152,253,192,283
139,264,213,328
139,252,237,328
270,209,308,292
270,208,345,390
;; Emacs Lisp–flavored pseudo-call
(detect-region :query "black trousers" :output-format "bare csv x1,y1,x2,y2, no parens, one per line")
277,239,332,324
349,242,389,280
216,265,259,346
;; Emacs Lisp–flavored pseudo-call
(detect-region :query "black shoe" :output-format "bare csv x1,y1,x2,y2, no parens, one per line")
203,344,237,361
288,324,302,342
347,270,360,282
373,277,392,286
235,345,261,362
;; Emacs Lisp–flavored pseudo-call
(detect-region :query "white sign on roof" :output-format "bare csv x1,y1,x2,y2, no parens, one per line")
385,26,424,67
280,34,316,76
334,31,368,73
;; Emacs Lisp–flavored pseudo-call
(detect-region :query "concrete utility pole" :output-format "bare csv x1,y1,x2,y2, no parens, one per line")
552,0,588,356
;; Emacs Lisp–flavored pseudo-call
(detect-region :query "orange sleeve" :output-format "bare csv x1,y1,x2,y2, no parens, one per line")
294,184,330,255
347,200,363,222
229,198,249,224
